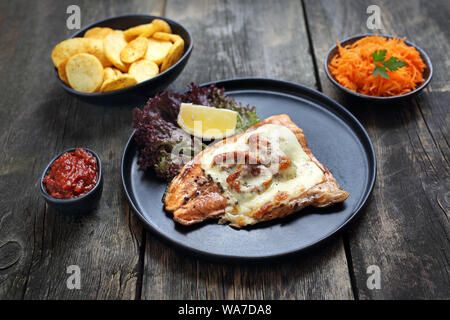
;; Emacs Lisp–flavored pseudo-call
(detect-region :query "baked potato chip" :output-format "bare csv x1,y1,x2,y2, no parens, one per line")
113,68,122,77
104,31,129,72
152,32,183,44
145,38,172,65
100,74,137,92
128,59,159,82
123,23,151,42
123,19,171,41
120,36,148,63
103,67,117,81
160,38,184,72
65,53,104,93
51,37,111,68
57,60,69,85
84,27,114,40
141,19,172,37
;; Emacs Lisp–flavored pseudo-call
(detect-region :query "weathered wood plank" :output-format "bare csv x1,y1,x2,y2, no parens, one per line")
304,0,449,299
0,0,165,299
141,0,354,300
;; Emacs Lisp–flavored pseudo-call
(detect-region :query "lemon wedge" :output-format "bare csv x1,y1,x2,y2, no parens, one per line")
177,103,238,140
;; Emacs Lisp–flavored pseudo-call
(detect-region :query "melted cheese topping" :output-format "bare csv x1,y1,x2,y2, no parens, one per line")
200,124,325,226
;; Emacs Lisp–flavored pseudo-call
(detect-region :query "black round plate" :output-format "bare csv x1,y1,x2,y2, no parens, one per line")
121,78,376,261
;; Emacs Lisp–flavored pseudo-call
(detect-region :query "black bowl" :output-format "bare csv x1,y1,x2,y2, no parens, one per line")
54,14,193,105
324,34,433,102
40,148,103,214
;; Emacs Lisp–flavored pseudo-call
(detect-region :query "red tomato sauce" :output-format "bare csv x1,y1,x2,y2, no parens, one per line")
43,148,98,199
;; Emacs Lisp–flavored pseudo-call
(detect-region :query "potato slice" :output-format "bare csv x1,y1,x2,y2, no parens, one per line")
103,31,129,72
102,67,123,83
52,38,84,67
51,38,111,68
152,32,183,43
100,74,137,92
128,59,159,82
123,23,151,42
65,53,104,93
160,39,184,72
123,19,172,41
141,19,172,37
113,68,122,77
145,38,172,65
151,32,184,72
120,36,148,63
84,27,114,39
103,67,117,81
57,60,69,85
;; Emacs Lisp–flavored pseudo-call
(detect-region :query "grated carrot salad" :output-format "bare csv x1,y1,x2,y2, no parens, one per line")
329,35,426,97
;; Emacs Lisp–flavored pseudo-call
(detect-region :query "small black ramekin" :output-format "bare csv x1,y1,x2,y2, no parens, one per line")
40,148,103,214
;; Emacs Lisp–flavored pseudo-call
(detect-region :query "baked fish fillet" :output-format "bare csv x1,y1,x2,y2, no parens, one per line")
164,114,349,228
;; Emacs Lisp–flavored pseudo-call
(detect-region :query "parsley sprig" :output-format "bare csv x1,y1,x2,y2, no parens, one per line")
372,50,407,79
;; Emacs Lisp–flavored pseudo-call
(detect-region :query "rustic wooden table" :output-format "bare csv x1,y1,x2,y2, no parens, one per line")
0,0,448,300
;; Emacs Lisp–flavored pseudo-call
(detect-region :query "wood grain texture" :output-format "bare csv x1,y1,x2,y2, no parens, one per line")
141,0,354,300
1,0,446,300
0,0,165,299
303,0,450,299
